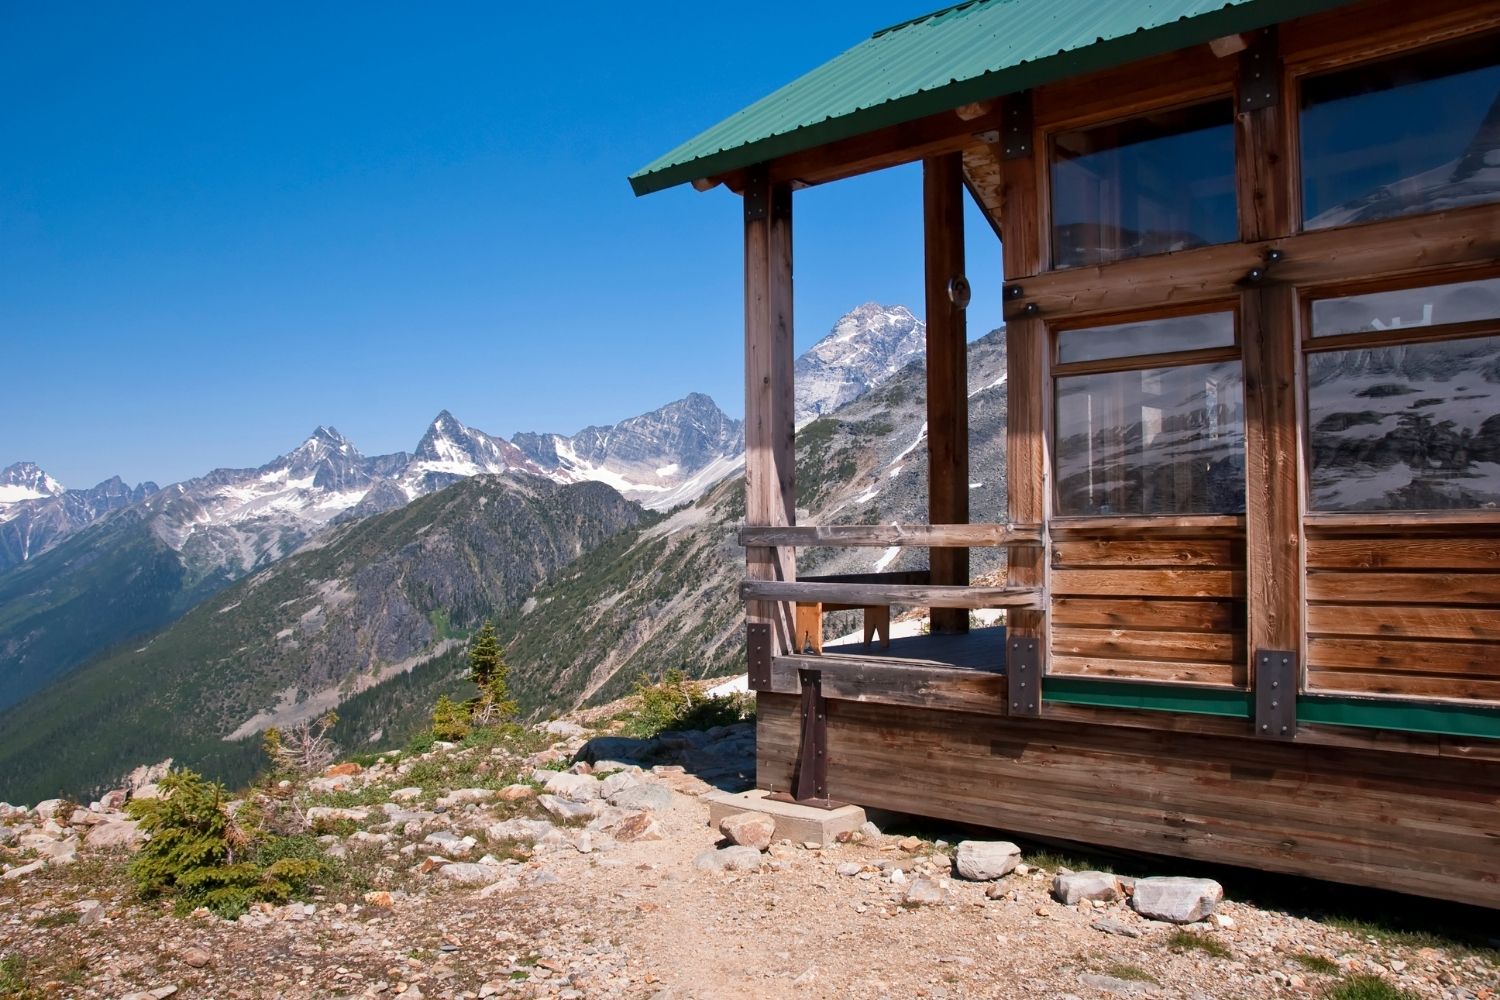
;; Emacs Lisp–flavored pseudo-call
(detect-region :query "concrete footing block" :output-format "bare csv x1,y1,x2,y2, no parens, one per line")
704,788,867,847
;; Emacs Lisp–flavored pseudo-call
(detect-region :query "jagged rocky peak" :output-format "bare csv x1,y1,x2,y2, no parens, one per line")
265,426,372,493
0,462,66,503
795,303,926,426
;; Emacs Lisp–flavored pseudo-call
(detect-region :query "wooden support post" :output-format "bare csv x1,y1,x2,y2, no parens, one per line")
999,91,1049,683
1236,29,1303,700
925,153,970,634
744,166,797,655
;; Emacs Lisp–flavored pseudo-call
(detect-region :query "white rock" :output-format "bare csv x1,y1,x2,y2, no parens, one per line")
954,840,1022,881
607,784,672,812
693,845,765,873
2,859,46,880
1052,871,1121,905
438,862,507,885
389,787,422,803
1130,877,1222,923
719,812,776,852
33,798,65,820
86,818,145,850
435,787,496,808
539,771,602,802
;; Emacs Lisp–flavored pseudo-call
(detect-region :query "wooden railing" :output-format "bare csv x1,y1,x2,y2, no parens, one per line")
740,578,1043,609
738,522,1043,548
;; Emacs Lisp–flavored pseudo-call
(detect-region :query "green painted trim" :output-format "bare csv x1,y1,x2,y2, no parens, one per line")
1042,678,1252,718
1040,679,1500,741
1298,696,1500,740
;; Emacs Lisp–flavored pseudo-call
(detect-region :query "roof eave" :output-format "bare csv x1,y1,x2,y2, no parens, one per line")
629,0,1355,198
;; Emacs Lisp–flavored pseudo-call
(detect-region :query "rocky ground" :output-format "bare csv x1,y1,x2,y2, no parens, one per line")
2,703,1498,1000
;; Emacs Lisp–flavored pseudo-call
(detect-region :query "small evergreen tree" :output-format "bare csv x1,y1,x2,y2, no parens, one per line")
467,620,518,724
430,694,471,742
126,769,323,918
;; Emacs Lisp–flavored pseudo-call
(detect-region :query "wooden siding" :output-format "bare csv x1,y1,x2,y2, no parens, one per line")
1305,525,1500,702
757,693,1500,908
1049,528,1248,686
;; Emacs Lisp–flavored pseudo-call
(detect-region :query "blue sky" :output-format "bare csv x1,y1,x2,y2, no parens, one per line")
1,3,1001,487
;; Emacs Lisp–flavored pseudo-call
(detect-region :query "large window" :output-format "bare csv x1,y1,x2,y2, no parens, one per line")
1054,312,1245,517
1306,277,1500,512
1301,36,1500,231
1050,100,1237,269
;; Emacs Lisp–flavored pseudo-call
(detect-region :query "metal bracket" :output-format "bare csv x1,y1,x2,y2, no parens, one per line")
747,622,772,690
1001,90,1033,160
778,668,843,809
743,166,768,222
1254,648,1298,739
1238,28,1280,113
1008,637,1041,717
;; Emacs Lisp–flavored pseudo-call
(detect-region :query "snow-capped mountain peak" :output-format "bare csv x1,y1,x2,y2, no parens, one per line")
0,462,65,505
795,303,926,426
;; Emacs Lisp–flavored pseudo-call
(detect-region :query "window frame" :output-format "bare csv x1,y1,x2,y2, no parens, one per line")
1049,301,1247,521
1298,263,1500,515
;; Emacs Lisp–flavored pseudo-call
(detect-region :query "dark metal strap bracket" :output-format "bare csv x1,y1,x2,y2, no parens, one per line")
1238,28,1280,113
747,622,772,690
768,668,844,810
1008,637,1041,717
1254,648,1298,739
1001,90,1033,160
743,165,768,221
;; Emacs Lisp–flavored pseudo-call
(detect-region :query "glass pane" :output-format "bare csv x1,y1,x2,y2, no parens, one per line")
1311,277,1500,337
1301,38,1500,230
1307,336,1500,511
1058,311,1235,365
1055,362,1245,516
1051,100,1236,269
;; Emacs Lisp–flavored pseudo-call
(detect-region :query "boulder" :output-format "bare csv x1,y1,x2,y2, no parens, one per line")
389,787,422,803
438,862,508,885
953,840,1022,881
1130,877,1222,923
496,784,534,802
542,719,588,738
486,818,554,844
2,859,46,880
539,771,602,802
87,819,145,850
1053,871,1121,905
435,788,496,808
903,877,948,905
33,798,65,821
608,784,672,813
693,845,765,873
598,771,643,798
576,736,650,764
719,812,775,851
324,762,362,778
305,806,370,824
307,774,355,795
132,783,163,801
609,812,665,842
537,795,603,823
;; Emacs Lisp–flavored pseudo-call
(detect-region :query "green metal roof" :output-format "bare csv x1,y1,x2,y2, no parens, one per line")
630,0,1355,197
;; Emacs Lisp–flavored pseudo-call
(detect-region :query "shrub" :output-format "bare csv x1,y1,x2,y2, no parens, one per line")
430,695,471,743
125,769,327,918
619,669,754,739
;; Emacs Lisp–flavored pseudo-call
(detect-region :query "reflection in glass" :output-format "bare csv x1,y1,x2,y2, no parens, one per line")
1311,277,1500,337
1307,336,1500,511
1051,101,1236,269
1055,362,1245,516
1058,312,1235,365
1301,38,1500,230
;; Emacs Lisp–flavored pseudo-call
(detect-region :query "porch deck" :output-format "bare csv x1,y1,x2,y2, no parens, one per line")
821,625,1007,672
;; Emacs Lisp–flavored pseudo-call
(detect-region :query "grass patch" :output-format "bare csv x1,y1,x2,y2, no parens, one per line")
1024,848,1112,874
0,955,29,994
1323,974,1420,1000
1166,929,1231,959
614,669,753,739
1104,963,1159,984
31,910,80,929
1291,953,1341,975
1322,915,1499,963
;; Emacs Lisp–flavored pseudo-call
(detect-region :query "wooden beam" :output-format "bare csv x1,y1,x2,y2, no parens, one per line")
925,153,970,634
1002,202,1500,320
739,523,1042,548
741,580,1042,610
1000,89,1049,671
767,104,1004,190
743,168,797,654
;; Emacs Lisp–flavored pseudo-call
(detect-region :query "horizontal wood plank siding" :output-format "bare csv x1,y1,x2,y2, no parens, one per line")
1049,529,1248,686
1306,526,1500,703
756,693,1500,908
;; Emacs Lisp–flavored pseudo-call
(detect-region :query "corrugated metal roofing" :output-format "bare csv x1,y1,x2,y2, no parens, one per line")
629,0,1354,196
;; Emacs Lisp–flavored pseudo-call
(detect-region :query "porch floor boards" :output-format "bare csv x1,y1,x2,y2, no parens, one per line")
820,624,1008,672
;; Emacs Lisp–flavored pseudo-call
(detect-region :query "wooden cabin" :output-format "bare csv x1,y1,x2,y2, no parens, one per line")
631,0,1500,907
